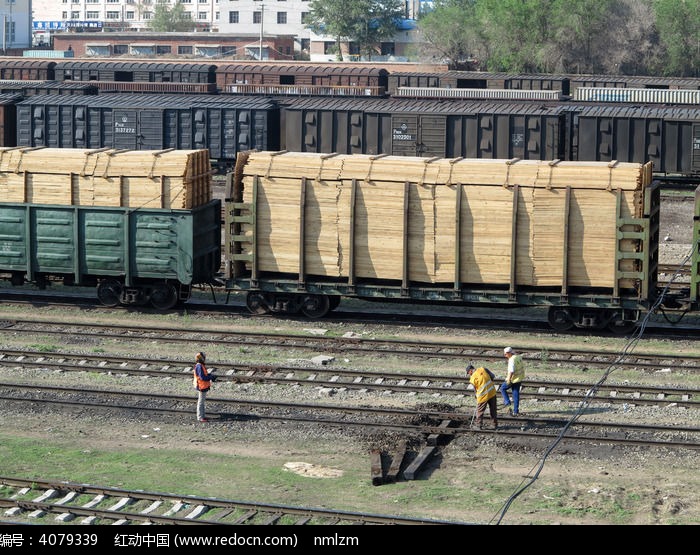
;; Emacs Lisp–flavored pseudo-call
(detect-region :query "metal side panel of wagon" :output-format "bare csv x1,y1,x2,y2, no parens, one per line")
0,199,221,310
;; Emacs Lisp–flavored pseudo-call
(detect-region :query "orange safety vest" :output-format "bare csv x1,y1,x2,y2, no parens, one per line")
469,367,497,404
193,362,211,391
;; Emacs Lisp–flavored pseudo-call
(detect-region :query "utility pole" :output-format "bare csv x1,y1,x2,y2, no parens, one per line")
258,2,264,60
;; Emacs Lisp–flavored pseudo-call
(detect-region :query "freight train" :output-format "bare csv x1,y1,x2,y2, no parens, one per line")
3,57,700,99
0,58,698,180
0,147,698,333
220,150,700,334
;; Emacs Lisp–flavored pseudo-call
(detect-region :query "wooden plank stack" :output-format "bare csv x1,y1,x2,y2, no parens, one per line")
235,151,650,289
0,147,212,209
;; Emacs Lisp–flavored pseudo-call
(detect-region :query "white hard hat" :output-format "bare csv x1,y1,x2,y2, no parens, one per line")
504,347,513,354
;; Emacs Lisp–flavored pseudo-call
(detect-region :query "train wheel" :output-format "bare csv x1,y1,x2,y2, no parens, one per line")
246,292,271,315
300,294,331,319
150,284,178,310
547,307,575,331
607,317,637,335
97,279,122,308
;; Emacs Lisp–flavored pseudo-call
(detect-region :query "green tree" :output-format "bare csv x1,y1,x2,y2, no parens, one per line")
306,0,405,61
148,0,196,33
417,0,485,69
653,0,700,76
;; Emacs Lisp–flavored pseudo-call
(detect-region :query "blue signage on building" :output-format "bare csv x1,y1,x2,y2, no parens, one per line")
33,21,104,30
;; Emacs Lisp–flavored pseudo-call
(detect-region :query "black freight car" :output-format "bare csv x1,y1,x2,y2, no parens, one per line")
15,94,279,169
0,93,22,147
0,80,98,96
281,97,570,160
573,104,700,176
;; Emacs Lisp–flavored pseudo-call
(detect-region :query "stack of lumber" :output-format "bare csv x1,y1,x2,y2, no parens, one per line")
0,147,211,209
235,151,650,289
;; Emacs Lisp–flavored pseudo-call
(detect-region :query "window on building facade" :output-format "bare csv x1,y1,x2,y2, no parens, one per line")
107,0,120,3
198,11,208,19
181,0,192,3
106,11,120,19
62,11,68,18
125,11,135,20
178,46,193,55
86,45,110,56
215,11,219,20
86,11,99,19
143,11,152,19
114,45,128,55
86,0,99,3
199,0,208,3
300,12,308,24
300,39,309,51
156,46,171,55
323,42,335,55
254,12,261,24
277,12,286,24
71,11,80,19
229,11,239,23
381,42,394,56
4,21,14,43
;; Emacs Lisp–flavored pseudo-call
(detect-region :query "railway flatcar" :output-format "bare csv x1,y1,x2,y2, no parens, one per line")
223,151,700,332
15,94,280,170
0,148,221,310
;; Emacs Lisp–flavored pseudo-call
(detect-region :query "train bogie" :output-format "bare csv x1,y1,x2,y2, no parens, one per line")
225,151,662,332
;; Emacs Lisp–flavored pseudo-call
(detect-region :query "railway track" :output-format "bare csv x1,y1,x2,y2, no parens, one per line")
2,287,700,338
0,477,463,526
2,384,698,451
1,318,699,370
1,350,697,408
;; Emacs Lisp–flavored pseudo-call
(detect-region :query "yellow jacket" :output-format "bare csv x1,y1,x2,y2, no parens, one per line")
469,367,497,404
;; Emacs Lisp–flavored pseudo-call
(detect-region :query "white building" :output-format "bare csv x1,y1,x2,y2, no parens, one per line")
1,0,33,50
218,0,423,60
218,0,310,59
32,0,220,41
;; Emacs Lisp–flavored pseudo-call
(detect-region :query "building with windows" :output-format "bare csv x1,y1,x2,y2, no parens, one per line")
218,0,423,61
51,30,294,59
1,0,33,52
32,0,220,38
